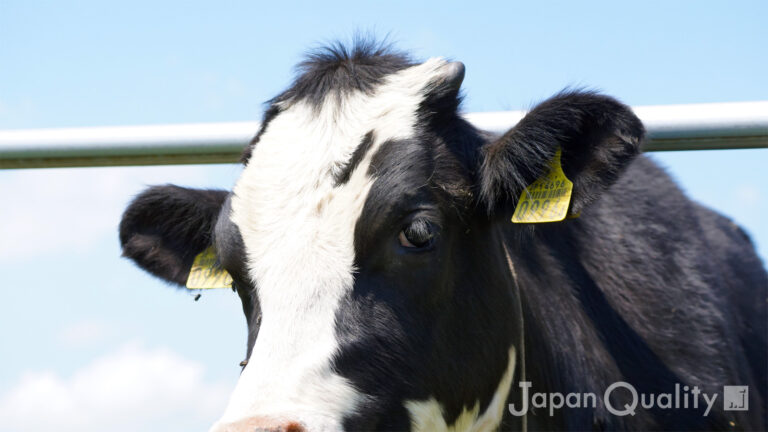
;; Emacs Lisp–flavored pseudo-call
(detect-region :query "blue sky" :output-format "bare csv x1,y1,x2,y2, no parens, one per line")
0,1,766,430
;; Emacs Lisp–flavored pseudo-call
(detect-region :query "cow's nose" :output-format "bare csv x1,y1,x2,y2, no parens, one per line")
210,416,305,432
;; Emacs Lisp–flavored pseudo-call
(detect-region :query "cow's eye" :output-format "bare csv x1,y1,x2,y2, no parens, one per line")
398,219,437,249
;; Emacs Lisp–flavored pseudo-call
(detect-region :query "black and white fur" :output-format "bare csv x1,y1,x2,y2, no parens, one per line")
119,41,767,431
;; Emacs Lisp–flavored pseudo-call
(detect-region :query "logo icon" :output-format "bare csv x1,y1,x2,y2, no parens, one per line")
723,386,748,411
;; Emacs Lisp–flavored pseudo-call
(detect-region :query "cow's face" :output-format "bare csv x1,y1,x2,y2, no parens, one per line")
120,44,643,432
212,54,519,430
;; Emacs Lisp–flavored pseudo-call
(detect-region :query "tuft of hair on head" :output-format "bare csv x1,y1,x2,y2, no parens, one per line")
242,36,414,164
282,35,413,108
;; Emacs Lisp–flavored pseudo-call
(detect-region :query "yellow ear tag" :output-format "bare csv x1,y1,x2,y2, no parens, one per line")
186,246,233,289
511,149,574,223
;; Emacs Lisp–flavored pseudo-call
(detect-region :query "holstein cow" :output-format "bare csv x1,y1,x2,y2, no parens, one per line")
119,42,767,431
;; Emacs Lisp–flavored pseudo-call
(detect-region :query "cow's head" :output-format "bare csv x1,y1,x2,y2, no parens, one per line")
120,42,643,431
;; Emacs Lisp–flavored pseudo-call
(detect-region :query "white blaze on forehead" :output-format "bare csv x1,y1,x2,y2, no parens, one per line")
214,58,454,429
404,347,517,432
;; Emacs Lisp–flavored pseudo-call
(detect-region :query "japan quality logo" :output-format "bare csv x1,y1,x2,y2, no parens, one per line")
508,382,751,417
723,386,748,411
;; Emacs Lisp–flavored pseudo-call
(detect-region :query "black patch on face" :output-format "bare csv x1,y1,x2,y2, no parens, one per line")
214,195,262,361
333,131,376,187
332,130,517,430
214,196,248,282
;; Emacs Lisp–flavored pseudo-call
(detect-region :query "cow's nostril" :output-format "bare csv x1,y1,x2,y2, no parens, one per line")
252,422,304,432
211,417,305,432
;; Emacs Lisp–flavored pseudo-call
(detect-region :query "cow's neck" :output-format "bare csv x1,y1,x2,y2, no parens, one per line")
499,222,649,430
498,223,604,429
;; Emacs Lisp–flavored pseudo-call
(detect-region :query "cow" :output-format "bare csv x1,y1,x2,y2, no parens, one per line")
119,41,767,431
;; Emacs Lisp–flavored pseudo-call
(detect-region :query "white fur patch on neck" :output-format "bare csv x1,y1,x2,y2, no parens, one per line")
215,58,455,429
404,347,516,432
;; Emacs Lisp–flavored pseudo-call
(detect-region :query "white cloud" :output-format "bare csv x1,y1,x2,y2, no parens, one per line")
0,165,237,262
0,342,231,432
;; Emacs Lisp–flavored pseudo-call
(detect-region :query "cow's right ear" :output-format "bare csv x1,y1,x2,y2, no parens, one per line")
119,185,229,287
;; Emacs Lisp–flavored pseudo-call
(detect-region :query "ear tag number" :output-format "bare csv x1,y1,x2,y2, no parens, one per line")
186,246,233,289
511,149,574,223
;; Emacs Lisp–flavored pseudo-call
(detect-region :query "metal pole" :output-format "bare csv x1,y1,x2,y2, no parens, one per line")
1,101,766,169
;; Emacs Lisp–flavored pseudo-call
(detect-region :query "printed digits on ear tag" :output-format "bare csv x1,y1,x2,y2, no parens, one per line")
186,247,233,289
512,149,574,224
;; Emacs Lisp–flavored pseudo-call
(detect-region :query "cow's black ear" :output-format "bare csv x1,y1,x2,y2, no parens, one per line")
420,61,465,124
119,185,228,286
478,90,644,216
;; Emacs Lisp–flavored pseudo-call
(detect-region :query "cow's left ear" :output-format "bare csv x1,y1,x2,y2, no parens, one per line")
119,185,228,286
478,90,644,216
